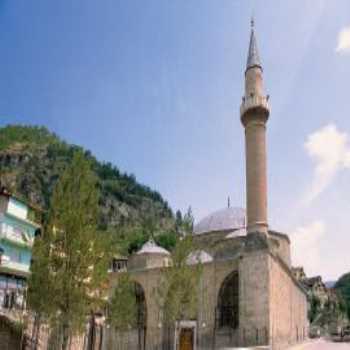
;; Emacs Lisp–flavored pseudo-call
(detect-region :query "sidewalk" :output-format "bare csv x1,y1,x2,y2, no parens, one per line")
288,338,350,349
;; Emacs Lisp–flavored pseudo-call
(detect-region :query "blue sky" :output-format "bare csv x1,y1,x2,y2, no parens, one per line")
0,0,349,280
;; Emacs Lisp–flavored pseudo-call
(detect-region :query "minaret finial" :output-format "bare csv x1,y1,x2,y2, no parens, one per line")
251,16,255,29
228,196,231,208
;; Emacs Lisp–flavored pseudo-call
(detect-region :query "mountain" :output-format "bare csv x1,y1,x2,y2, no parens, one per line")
325,281,336,289
0,125,174,233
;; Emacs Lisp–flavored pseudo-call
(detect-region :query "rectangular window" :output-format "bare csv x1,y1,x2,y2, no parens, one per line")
0,276,7,289
7,198,28,220
7,278,17,289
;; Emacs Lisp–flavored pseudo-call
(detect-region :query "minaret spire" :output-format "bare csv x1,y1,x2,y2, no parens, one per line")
240,19,270,236
246,17,262,71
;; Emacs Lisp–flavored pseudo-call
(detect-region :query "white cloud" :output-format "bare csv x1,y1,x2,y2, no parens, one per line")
291,220,325,276
336,26,350,53
303,124,350,203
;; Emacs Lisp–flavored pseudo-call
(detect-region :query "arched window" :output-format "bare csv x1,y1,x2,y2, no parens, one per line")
217,271,239,329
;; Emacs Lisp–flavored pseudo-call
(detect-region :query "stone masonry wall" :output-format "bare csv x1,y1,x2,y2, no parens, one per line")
239,250,270,345
269,254,308,350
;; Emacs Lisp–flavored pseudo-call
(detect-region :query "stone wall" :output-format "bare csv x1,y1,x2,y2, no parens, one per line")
268,254,308,350
269,231,291,267
107,236,308,350
122,255,243,350
239,249,270,343
128,254,170,271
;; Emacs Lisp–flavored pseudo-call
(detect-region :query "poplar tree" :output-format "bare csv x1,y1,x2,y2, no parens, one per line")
108,273,137,349
27,233,54,349
157,212,202,324
29,151,112,350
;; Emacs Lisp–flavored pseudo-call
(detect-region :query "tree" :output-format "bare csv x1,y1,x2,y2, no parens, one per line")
108,273,137,349
182,206,194,235
308,295,320,324
157,234,202,325
27,233,55,349
155,231,177,251
29,151,113,350
335,272,350,321
175,210,183,233
108,273,137,330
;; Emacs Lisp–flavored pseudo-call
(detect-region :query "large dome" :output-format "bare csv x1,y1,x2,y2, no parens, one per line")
194,207,246,235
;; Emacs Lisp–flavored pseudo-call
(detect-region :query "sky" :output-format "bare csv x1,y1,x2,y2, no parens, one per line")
0,0,349,281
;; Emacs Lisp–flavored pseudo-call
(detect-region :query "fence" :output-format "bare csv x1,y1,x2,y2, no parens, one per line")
213,327,269,349
22,321,310,350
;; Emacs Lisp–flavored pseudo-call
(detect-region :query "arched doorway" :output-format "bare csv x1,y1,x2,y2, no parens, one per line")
217,271,239,329
134,282,147,350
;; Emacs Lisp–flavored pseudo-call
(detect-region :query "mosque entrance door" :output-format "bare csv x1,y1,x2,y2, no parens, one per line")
179,328,193,350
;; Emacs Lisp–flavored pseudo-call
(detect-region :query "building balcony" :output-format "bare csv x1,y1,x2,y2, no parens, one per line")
0,223,34,248
0,257,30,277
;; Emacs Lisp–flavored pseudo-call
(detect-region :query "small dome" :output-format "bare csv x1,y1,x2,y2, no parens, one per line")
194,207,246,235
187,250,213,265
136,239,170,256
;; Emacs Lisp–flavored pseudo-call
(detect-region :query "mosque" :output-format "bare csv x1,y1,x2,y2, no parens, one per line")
106,21,309,350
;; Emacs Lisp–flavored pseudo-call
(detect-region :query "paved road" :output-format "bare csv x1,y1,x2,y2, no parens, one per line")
290,339,350,349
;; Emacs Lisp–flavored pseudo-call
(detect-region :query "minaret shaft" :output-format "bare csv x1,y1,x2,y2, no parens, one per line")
244,115,268,233
240,22,270,235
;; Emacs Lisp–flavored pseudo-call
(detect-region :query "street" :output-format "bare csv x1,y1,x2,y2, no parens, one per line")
290,339,350,349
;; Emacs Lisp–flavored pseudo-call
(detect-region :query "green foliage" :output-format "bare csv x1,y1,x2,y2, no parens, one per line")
108,273,137,331
308,295,320,323
335,272,350,320
155,231,177,252
181,206,194,235
29,151,114,349
0,124,174,234
112,224,177,256
175,210,183,233
157,235,202,323
28,235,54,318
0,125,59,151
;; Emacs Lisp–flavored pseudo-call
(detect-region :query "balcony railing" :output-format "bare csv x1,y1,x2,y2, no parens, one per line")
240,94,270,116
0,223,34,247
0,258,30,275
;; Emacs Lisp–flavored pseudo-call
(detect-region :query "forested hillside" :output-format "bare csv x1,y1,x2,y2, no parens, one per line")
0,125,175,238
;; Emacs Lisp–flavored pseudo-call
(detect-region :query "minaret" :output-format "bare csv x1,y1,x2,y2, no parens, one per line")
240,19,270,235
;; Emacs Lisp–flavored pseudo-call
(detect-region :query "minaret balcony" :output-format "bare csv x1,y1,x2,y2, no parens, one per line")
240,95,270,118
